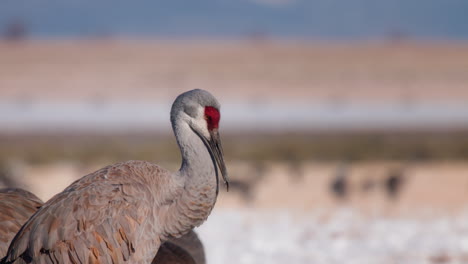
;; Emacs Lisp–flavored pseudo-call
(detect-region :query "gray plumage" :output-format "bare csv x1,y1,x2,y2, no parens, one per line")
0,188,43,258
1,89,227,264
0,189,205,264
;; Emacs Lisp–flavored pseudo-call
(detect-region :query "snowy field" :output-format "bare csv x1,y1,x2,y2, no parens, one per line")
197,209,468,264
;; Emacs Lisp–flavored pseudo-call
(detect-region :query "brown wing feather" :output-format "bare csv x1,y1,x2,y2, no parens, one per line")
2,161,168,264
0,188,43,258
152,230,205,264
152,243,196,264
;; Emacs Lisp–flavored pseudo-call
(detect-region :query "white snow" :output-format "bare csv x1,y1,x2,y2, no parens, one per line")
197,209,468,264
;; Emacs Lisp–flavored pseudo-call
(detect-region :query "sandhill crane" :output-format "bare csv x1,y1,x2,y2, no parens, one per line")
384,167,406,199
1,89,228,264
0,188,205,264
228,161,267,204
330,163,349,200
0,188,43,257
0,162,19,188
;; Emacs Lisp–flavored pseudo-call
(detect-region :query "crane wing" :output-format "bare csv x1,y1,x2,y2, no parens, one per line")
2,162,159,264
152,230,205,264
166,231,205,264
0,189,43,257
152,242,197,264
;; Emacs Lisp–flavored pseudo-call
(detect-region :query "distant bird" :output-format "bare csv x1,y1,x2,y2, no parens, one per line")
228,161,267,203
0,188,43,257
0,163,20,189
227,180,252,202
330,163,349,199
385,167,405,199
1,89,228,263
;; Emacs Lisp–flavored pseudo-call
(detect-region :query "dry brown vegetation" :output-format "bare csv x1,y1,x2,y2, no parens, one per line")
1,40,468,103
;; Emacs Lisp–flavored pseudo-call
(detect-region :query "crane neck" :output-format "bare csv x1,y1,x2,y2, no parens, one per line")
159,118,218,238
173,121,217,181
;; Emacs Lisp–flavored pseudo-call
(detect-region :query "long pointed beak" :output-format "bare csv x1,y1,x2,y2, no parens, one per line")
208,129,229,191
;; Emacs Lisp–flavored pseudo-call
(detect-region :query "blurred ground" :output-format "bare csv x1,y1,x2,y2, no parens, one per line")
2,159,467,263
1,40,468,263
2,158,468,217
198,208,468,264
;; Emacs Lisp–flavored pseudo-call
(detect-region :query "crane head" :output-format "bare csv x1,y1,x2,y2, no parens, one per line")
171,89,229,192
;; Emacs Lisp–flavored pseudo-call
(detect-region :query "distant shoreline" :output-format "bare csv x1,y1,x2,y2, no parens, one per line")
1,40,468,103
1,101,468,132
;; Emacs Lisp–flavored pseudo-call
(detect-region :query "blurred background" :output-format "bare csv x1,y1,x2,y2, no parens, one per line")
1,1,468,263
